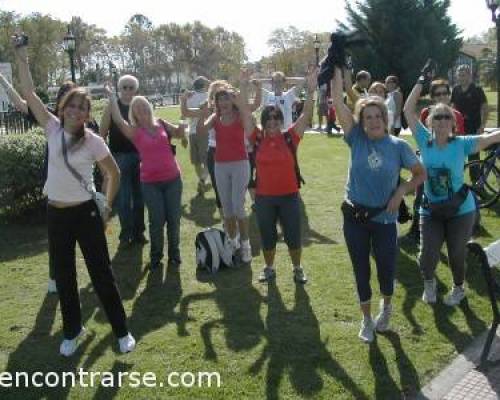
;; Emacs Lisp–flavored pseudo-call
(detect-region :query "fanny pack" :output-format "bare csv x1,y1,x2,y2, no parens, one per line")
341,200,386,224
423,184,469,221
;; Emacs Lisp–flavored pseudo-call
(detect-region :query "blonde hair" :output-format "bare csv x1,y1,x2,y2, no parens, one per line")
426,102,456,134
353,96,389,129
207,80,231,108
368,81,387,98
129,96,155,127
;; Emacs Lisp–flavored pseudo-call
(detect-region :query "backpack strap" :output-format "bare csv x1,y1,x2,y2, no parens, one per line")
283,130,305,187
250,131,263,188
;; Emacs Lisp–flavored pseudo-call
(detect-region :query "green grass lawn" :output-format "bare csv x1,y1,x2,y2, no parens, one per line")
0,110,499,399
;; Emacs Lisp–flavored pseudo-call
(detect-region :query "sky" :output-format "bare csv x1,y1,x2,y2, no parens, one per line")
0,0,494,61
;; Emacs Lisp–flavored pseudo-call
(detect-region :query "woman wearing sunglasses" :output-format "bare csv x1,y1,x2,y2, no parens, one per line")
196,79,254,264
404,71,500,307
100,75,146,249
237,67,317,283
407,79,466,240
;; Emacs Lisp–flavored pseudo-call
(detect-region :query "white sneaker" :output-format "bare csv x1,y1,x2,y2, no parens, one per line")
374,301,392,332
118,333,136,353
60,327,86,357
47,279,57,294
358,318,375,343
422,278,437,304
240,240,252,263
444,285,465,306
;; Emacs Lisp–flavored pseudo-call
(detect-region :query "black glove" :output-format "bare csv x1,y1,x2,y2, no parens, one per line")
417,58,436,95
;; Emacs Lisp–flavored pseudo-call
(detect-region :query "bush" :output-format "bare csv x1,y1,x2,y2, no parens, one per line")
0,131,46,216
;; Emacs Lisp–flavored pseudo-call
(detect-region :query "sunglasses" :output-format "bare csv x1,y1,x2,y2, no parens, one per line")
433,114,452,121
121,85,135,91
432,91,449,97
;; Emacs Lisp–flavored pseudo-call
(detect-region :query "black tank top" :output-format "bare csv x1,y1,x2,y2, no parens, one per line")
109,99,137,153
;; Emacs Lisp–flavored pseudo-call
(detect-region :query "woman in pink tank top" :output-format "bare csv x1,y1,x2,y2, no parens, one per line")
106,86,187,270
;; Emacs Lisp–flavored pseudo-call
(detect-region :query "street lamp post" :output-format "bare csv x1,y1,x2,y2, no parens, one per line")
313,34,321,66
63,26,76,83
486,0,500,127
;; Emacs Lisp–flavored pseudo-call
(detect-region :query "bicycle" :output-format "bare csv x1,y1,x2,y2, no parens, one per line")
464,144,500,209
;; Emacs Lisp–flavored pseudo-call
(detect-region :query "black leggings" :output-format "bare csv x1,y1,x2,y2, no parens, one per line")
48,201,128,339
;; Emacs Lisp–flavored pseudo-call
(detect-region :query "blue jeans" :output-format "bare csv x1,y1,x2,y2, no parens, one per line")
113,152,145,242
142,176,183,264
343,218,398,303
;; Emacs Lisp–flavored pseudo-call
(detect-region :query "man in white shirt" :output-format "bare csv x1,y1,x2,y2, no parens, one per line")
261,71,305,130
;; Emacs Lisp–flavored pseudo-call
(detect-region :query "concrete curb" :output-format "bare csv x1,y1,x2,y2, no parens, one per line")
415,326,500,400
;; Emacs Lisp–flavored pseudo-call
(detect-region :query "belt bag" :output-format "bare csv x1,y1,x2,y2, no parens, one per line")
425,184,469,220
341,200,385,224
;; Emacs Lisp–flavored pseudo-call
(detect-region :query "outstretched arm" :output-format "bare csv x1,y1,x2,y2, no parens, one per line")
0,72,29,114
403,83,422,135
234,69,255,137
475,130,500,152
249,79,262,112
196,105,216,136
331,67,354,135
293,67,319,137
99,102,112,140
104,84,135,140
13,43,51,128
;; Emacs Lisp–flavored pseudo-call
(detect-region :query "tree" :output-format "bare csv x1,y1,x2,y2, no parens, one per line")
341,0,462,93
265,26,325,76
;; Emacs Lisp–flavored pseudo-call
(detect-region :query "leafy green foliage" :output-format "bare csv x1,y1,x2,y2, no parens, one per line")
0,131,46,216
342,0,462,94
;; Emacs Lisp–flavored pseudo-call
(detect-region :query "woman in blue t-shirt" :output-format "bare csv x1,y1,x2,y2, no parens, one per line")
404,72,500,307
332,66,426,343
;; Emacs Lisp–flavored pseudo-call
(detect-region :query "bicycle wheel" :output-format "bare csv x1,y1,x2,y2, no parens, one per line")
464,159,500,208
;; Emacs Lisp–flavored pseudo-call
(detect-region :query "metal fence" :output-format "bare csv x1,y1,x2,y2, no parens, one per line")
0,111,35,134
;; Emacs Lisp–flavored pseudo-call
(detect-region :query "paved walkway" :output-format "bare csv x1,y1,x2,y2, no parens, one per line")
416,327,500,399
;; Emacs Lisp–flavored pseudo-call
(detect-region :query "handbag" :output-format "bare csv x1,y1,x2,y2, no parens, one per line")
423,184,469,221
341,200,386,224
61,131,108,218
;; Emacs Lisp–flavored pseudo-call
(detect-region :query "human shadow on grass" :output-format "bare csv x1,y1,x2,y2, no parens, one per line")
2,293,94,400
249,283,369,400
248,207,262,258
110,244,146,301
0,221,48,263
431,297,487,355
299,195,337,247
178,266,264,361
396,248,426,336
82,261,184,369
369,332,421,399
91,361,134,400
181,193,219,228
